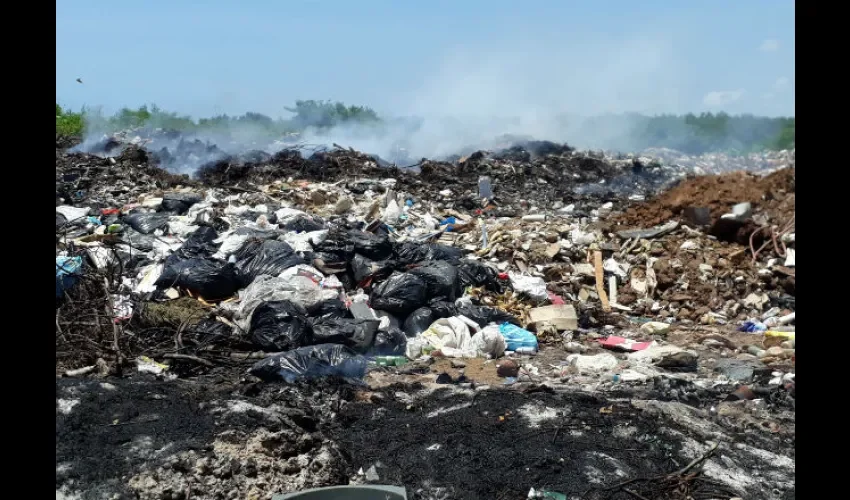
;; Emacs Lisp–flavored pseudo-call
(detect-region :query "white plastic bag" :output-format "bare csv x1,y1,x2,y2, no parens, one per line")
472,324,507,358
508,272,548,302
421,317,475,358
382,199,401,224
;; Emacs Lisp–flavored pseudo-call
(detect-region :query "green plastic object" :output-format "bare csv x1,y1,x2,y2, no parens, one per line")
373,356,408,367
273,485,407,500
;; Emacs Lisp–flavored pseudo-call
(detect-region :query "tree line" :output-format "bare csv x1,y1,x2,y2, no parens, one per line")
57,101,794,154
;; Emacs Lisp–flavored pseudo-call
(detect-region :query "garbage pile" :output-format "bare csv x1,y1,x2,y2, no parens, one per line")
640,147,795,175
56,132,796,500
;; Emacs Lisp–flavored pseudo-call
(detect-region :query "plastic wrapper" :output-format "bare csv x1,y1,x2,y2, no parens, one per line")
56,256,83,298
370,272,428,316
234,239,305,285
155,258,242,299
408,261,459,300
124,212,170,234
311,317,379,351
56,205,91,222
249,300,312,351
249,344,367,383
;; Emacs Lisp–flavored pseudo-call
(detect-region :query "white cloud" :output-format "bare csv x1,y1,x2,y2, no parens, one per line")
759,39,780,52
703,89,745,107
773,76,789,91
763,77,790,99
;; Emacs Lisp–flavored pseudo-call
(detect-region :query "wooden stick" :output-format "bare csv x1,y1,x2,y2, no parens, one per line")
103,278,123,365
163,353,215,367
673,441,719,477
65,365,96,377
593,250,611,312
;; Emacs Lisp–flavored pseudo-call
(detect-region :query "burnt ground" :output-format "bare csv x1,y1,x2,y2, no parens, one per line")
57,373,795,500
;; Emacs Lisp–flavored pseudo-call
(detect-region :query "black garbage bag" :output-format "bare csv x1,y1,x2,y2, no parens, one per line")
428,299,459,318
314,230,355,261
156,258,242,299
310,298,351,320
161,192,202,215
125,213,170,234
351,254,395,283
311,317,379,351
373,327,407,355
394,241,464,265
408,261,460,300
284,216,326,233
456,303,520,327
347,230,393,260
457,260,503,292
370,272,428,316
402,307,438,336
190,317,235,342
249,300,312,351
235,239,305,285
168,226,219,262
249,344,367,383
122,228,157,251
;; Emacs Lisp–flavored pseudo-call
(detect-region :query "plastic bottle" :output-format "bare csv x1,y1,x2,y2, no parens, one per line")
373,356,408,367
515,347,538,355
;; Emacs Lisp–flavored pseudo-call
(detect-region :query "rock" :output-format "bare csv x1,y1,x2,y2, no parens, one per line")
334,196,354,214
628,344,686,365
496,360,519,378
639,321,671,335
655,351,698,372
564,341,588,353
714,358,765,382
365,465,380,481
572,263,595,277
450,360,467,369
545,243,561,259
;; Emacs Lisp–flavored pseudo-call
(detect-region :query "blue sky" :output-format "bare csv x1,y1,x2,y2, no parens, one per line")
56,0,794,119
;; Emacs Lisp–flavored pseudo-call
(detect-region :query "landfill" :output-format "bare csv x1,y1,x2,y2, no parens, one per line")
56,133,795,500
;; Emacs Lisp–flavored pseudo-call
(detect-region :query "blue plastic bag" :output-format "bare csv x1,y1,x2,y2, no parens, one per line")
499,322,538,352
738,320,767,333
56,256,83,298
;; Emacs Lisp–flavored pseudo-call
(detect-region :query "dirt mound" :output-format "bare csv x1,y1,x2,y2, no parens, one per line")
613,167,795,229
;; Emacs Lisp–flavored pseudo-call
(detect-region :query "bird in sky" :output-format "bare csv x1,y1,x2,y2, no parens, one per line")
76,78,83,84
